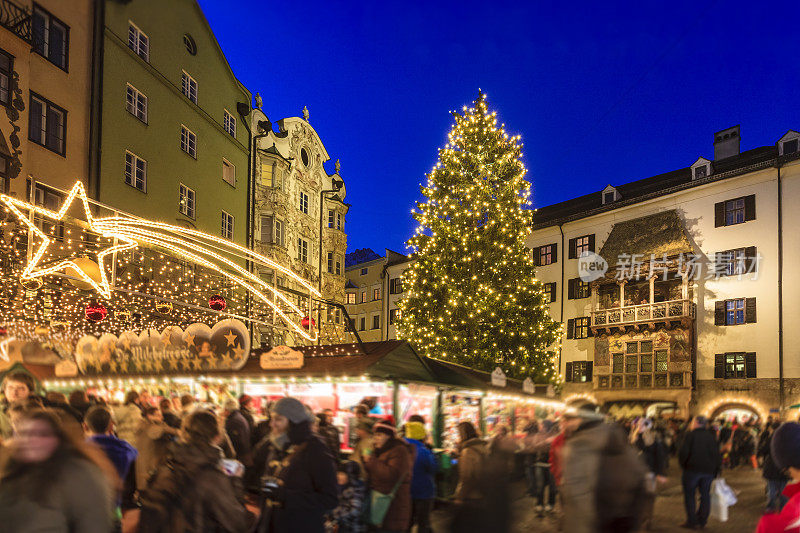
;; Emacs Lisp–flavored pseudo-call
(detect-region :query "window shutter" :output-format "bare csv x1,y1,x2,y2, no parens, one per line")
568,238,577,259
261,215,273,244
564,362,573,382
744,194,756,221
552,243,558,263
745,246,757,273
714,201,725,227
549,282,557,302
586,361,593,381
532,247,540,266
714,301,725,325
588,234,596,252
567,278,576,300
714,354,724,379
566,318,575,339
745,297,757,323
745,353,757,378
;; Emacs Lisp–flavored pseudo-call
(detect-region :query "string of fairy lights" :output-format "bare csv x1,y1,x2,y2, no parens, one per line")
398,92,563,382
0,182,339,354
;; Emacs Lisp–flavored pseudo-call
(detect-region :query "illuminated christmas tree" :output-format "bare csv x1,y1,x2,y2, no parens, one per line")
398,92,561,382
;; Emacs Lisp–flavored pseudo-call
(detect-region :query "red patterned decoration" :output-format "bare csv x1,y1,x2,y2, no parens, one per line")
301,316,316,329
85,302,108,323
209,294,227,311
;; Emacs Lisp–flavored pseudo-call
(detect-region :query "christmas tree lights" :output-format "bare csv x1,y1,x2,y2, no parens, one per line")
398,92,561,382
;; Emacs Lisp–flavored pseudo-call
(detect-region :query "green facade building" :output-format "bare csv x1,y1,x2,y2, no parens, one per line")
92,0,251,246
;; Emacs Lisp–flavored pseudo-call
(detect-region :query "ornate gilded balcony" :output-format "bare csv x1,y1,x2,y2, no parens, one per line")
591,299,695,330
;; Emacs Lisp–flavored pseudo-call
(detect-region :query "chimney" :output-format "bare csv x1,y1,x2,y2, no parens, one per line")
714,125,740,160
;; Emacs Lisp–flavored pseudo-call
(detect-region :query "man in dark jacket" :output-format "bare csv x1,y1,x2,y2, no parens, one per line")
317,409,341,458
257,397,338,533
224,399,253,467
761,420,789,511
678,416,721,529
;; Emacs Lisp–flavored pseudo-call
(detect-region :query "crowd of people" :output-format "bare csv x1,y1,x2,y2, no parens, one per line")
3,368,800,533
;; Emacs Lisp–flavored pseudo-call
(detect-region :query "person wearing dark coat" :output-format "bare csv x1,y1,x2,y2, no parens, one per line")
159,398,182,429
363,422,414,533
224,399,253,467
317,409,341,458
405,421,437,533
139,410,253,532
678,416,721,529
761,421,789,511
239,395,256,442
633,418,668,530
257,397,338,533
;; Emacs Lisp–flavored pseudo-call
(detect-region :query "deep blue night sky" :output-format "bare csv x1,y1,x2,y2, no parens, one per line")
198,0,800,255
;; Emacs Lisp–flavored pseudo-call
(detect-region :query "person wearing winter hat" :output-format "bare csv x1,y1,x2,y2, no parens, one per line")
254,396,337,533
405,420,437,533
757,422,800,533
364,422,414,532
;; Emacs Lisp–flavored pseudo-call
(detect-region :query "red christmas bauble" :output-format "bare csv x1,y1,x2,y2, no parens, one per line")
301,316,316,329
0,326,7,336
209,294,227,311
85,302,108,323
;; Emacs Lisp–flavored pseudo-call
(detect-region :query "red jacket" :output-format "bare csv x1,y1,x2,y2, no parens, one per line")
549,431,567,486
757,482,800,533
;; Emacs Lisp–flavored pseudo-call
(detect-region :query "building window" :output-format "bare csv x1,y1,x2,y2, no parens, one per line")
327,252,334,273
715,297,756,326
223,109,236,137
566,316,591,339
346,293,356,305
782,138,799,156
181,71,197,103
32,6,68,70
612,353,624,373
178,184,195,218
655,350,668,371
389,308,400,325
336,259,341,276
328,210,335,228
372,315,380,330
183,33,196,55
29,92,66,155
127,22,149,61
361,267,368,275
32,182,62,235
694,166,708,179
359,317,366,331
715,195,755,227
124,151,146,192
337,212,343,230
564,361,592,383
297,238,308,263
0,49,13,107
125,83,147,123
568,278,591,299
726,298,745,325
373,288,380,301
536,243,557,266
543,282,556,303
568,234,595,258
260,215,284,246
298,191,309,214
180,125,197,158
222,158,235,186
390,277,403,294
361,291,367,303
715,247,756,277
715,352,756,379
221,211,234,240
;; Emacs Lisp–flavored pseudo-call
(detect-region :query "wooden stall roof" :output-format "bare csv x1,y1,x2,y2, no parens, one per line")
424,357,551,397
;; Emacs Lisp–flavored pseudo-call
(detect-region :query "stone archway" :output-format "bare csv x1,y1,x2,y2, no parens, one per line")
709,402,762,423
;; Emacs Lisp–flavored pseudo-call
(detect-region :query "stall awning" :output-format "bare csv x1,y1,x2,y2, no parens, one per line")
599,209,694,267
424,357,551,397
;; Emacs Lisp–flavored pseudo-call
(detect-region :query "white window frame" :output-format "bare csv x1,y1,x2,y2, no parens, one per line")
299,191,309,214
346,293,356,304
221,210,234,240
336,212,342,230
181,70,197,103
125,83,147,123
127,21,149,62
327,251,334,273
328,209,335,228
124,150,146,192
178,183,195,218
180,124,197,158
223,109,236,137
32,6,68,70
575,235,591,256
222,158,235,187
274,218,284,247
297,238,309,263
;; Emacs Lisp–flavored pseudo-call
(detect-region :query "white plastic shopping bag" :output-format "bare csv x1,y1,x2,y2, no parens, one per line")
710,478,736,522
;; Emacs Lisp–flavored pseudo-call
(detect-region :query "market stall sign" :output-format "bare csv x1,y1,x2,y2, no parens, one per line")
260,345,304,370
522,378,534,394
491,367,507,388
74,319,250,375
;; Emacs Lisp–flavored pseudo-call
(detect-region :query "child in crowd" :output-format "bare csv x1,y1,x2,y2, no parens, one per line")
326,461,366,533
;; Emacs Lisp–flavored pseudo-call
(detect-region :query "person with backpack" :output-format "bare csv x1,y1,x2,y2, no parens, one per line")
256,397,338,533
561,408,647,533
678,415,722,530
138,409,253,532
